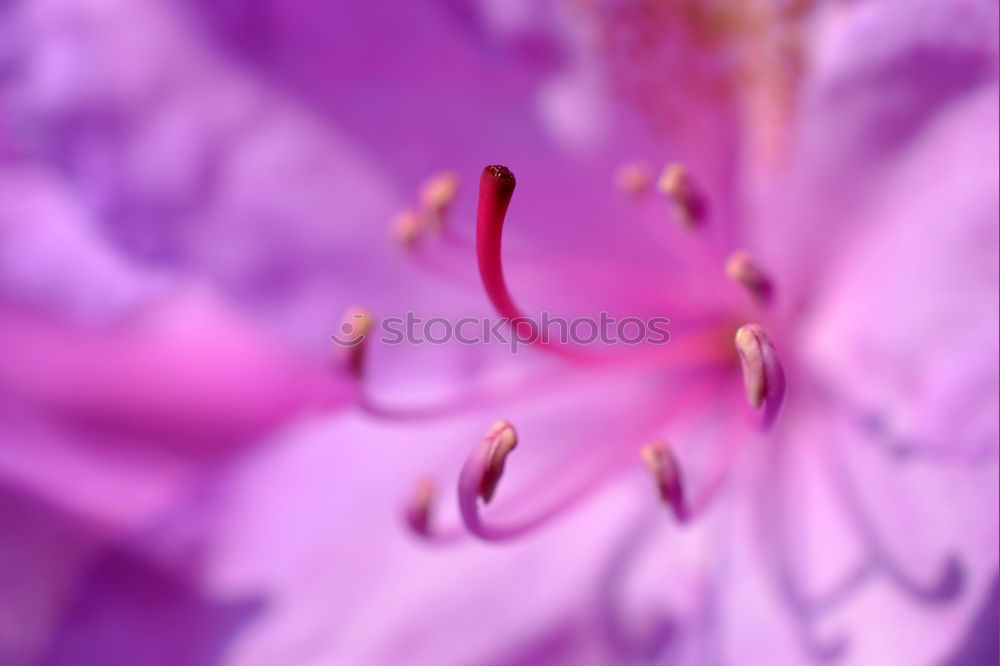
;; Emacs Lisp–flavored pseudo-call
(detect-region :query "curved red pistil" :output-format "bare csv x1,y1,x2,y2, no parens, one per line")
474,164,732,368
476,165,538,342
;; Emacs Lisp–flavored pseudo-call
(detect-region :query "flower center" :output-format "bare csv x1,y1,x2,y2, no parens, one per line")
342,163,788,543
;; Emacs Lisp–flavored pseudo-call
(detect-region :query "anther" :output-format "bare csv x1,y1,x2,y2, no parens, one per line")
392,210,423,247
657,163,707,228
419,171,459,230
457,420,616,541
334,306,374,378
477,420,518,503
404,477,437,537
734,323,786,427
640,440,687,520
725,250,774,305
616,161,652,196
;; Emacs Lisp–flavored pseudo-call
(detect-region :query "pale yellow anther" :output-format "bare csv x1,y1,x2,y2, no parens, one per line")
725,250,773,304
419,171,459,229
616,161,652,196
657,163,687,197
735,324,766,408
641,441,674,489
392,210,423,247
405,477,437,536
412,477,436,509
421,171,459,209
479,420,518,503
342,306,374,338
640,440,685,516
335,306,374,377
485,420,518,461
657,162,702,228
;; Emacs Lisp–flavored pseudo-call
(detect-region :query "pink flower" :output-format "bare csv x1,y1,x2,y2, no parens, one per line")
0,0,996,665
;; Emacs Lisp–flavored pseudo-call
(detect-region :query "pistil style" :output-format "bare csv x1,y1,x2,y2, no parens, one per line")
476,165,539,342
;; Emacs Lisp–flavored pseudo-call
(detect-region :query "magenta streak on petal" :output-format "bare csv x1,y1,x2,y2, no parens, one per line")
0,294,356,455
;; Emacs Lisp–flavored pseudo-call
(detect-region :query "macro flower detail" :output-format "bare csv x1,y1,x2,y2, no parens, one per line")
335,142,981,662
0,0,995,664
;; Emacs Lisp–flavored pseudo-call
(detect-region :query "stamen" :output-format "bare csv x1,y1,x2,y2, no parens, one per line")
725,250,774,305
641,392,748,524
403,476,465,545
457,420,610,541
419,171,459,230
334,306,373,378
404,476,437,537
657,163,707,228
476,420,518,503
455,381,723,542
640,441,687,521
392,210,423,248
734,323,785,428
615,161,652,196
